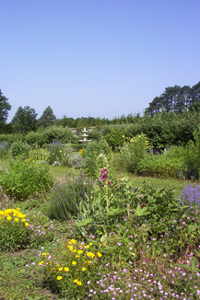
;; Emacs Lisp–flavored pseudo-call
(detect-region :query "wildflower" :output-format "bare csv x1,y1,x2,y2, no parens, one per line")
72,261,77,265
25,223,29,227
87,252,95,258
7,216,12,221
82,267,87,271
97,251,102,257
14,218,19,222
57,276,62,280
101,168,108,181
42,253,47,257
58,267,63,271
64,267,69,272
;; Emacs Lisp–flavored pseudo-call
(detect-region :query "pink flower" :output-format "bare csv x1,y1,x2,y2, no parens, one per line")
108,181,111,186
100,168,108,181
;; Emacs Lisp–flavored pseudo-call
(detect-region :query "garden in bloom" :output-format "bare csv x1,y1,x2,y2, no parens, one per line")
0,134,200,300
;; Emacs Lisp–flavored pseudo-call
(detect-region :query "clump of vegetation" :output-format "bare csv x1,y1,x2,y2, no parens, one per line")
121,133,151,173
0,208,30,251
82,140,110,177
11,140,30,158
48,173,94,220
0,160,53,200
39,239,102,299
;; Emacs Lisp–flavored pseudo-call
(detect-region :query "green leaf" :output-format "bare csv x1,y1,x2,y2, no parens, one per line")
134,204,150,217
76,218,92,227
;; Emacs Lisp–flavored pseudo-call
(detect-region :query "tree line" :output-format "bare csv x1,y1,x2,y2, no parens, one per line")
146,81,200,116
0,80,200,134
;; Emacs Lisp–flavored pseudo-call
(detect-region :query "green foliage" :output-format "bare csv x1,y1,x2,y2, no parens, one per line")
138,149,188,179
0,141,9,162
185,127,200,179
48,173,93,220
11,140,30,158
47,142,73,166
0,132,24,145
82,140,110,177
25,147,48,163
104,126,125,150
11,106,38,133
37,106,57,128
1,160,53,200
68,153,83,169
0,89,11,122
120,133,150,173
0,208,30,251
42,125,75,144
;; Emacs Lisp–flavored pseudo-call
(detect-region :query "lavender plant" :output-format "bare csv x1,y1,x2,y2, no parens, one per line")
180,184,200,207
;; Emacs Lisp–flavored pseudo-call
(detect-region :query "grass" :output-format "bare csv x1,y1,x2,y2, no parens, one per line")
0,160,200,300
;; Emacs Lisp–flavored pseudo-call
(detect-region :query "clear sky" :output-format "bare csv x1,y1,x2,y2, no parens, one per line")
1,0,200,122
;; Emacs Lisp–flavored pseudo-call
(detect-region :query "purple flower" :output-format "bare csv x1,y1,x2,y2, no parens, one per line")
101,168,108,181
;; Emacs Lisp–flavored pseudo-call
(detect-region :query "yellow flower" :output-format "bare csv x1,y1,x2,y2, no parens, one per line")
21,219,26,222
75,255,80,258
57,276,62,280
64,267,69,272
87,252,95,258
14,218,19,222
85,260,91,264
77,280,82,286
89,242,93,246
73,279,78,283
58,267,63,271
25,223,29,227
72,249,77,253
77,250,83,255
69,239,76,244
42,252,47,256
85,245,90,249
97,251,102,257
68,245,73,251
82,267,87,271
72,261,77,266
39,261,44,265
7,216,12,221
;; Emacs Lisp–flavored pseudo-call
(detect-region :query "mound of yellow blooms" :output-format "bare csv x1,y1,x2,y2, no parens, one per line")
0,208,29,227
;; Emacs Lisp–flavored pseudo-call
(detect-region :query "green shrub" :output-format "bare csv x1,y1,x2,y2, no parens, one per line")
82,140,110,177
48,173,93,220
42,125,75,144
1,160,53,200
138,152,187,179
11,140,30,158
68,153,83,169
120,133,150,173
0,133,24,145
25,131,43,146
47,142,74,166
25,147,48,163
104,126,125,150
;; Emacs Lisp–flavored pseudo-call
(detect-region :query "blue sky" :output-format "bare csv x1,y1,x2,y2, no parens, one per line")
1,0,200,122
